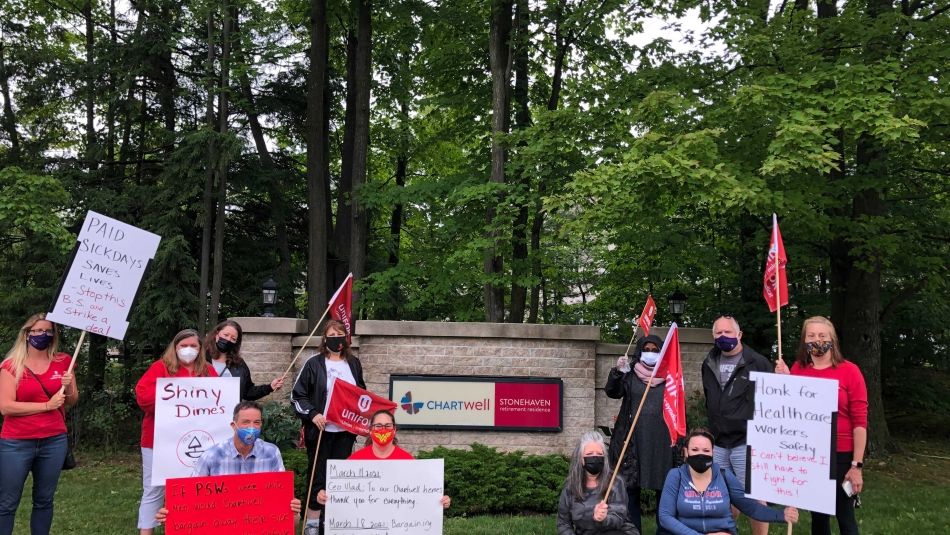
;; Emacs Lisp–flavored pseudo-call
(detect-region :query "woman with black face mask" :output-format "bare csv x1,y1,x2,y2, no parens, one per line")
205,320,284,401
557,430,639,535
658,428,798,535
291,319,365,535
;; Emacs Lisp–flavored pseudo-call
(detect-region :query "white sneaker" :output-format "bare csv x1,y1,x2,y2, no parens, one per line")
303,524,320,535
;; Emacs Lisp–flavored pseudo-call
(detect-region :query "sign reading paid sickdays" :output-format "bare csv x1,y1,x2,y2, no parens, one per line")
746,372,838,515
47,211,161,340
152,377,240,486
326,459,444,535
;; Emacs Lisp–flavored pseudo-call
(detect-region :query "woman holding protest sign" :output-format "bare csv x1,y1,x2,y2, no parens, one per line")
205,319,283,400
316,410,451,508
775,316,867,535
557,430,638,535
0,313,78,535
605,333,670,532
658,427,797,535
291,320,365,535
134,328,217,535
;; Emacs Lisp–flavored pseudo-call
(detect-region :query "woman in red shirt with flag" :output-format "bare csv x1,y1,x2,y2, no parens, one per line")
0,313,78,535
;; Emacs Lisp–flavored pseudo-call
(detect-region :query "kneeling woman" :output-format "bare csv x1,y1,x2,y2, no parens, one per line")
659,428,797,535
557,430,637,535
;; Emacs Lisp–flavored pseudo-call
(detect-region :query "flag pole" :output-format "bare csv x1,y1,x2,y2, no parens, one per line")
621,317,640,359
302,428,325,535
281,303,334,380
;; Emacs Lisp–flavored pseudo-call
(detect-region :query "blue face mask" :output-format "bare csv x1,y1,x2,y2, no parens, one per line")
715,335,739,353
28,334,54,350
236,427,261,446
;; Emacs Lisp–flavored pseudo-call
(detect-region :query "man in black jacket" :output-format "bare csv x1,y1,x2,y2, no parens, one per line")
702,315,773,535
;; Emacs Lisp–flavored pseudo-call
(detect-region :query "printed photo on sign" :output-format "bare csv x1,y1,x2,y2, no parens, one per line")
151,377,240,485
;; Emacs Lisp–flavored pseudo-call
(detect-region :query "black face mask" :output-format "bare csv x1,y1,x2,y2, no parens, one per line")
583,455,605,475
686,454,713,473
216,338,236,353
325,336,346,353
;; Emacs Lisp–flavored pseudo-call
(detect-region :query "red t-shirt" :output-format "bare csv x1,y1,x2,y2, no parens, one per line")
791,359,868,453
348,444,415,460
0,354,72,440
134,359,218,448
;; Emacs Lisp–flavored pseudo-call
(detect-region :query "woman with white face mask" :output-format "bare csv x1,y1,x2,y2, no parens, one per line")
134,329,217,535
604,334,670,532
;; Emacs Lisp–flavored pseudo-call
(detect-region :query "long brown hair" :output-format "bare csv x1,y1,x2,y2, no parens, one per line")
161,329,211,376
2,313,62,386
320,320,353,359
795,316,845,367
204,320,244,367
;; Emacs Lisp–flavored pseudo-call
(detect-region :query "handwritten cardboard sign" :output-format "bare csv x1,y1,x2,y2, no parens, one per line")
152,377,240,486
164,471,295,535
746,372,838,515
47,211,161,339
325,459,444,535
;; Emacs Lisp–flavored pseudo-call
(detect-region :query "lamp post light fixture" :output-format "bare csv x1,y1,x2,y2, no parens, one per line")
667,289,687,324
262,277,277,317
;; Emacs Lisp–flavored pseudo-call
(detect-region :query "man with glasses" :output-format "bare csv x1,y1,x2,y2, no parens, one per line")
702,315,774,535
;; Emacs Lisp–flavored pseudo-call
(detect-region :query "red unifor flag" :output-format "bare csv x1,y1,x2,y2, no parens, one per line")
654,323,686,446
763,213,789,313
329,273,354,341
637,295,658,336
323,378,397,437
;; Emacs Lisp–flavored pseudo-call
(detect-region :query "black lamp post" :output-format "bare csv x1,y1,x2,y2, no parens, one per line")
262,277,277,317
667,289,687,324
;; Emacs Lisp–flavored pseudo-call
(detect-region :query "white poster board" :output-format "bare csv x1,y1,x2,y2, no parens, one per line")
325,459,444,535
746,372,838,515
152,377,240,486
47,211,161,339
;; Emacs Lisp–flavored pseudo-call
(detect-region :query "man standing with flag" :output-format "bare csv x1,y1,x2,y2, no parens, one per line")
701,316,774,535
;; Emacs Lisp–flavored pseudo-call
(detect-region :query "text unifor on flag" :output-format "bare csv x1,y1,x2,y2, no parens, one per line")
323,378,396,436
654,323,686,446
637,295,658,336
329,273,354,341
763,213,789,313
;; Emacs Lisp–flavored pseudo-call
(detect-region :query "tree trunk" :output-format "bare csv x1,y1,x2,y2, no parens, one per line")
484,0,512,323
199,9,217,332
0,40,21,163
84,0,97,169
306,0,331,326
348,0,372,310
508,0,530,323
334,26,358,278
209,0,231,323
106,0,117,171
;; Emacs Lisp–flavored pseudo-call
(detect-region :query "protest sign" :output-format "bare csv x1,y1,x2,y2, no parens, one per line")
47,211,161,340
152,377,240,485
164,471,295,535
325,459,444,535
746,372,838,515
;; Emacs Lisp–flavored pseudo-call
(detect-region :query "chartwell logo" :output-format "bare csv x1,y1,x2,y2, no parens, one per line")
400,391,424,414
357,394,372,412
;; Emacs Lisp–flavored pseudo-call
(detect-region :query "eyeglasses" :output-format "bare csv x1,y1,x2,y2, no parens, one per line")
370,424,394,430
28,329,54,336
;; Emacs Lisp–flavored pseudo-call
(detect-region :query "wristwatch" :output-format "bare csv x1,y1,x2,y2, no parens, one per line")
851,460,863,469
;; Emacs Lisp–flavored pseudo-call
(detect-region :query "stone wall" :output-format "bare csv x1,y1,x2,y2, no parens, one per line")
233,317,714,456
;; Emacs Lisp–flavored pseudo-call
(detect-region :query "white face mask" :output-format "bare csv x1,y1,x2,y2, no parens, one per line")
177,347,200,363
640,351,660,367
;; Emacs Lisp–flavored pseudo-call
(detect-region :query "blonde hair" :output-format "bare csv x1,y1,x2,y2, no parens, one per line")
2,313,62,386
795,316,845,367
160,329,211,376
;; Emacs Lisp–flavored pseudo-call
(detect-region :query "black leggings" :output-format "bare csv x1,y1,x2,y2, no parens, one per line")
810,451,860,535
304,430,357,511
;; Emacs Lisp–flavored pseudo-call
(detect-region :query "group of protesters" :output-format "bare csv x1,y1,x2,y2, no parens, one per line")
1,310,866,535
557,315,867,535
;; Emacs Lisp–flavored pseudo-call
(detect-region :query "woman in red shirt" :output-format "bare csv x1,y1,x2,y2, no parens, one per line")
0,313,78,535
134,328,216,535
777,316,867,535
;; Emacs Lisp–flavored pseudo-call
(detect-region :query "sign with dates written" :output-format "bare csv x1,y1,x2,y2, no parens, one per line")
164,471,295,534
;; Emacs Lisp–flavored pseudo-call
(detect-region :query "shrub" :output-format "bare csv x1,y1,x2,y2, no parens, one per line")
417,443,569,517
282,448,310,501
261,401,302,450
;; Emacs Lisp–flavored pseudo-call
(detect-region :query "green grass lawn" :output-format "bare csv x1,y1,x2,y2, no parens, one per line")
12,439,950,534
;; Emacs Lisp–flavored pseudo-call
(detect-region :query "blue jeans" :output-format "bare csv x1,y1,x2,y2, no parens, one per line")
0,433,68,535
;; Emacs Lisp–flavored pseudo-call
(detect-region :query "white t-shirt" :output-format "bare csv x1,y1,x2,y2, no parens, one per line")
212,359,232,377
324,358,356,433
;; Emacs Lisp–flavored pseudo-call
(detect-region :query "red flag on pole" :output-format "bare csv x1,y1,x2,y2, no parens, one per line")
329,273,354,341
323,379,397,436
637,295,658,336
763,213,789,313
655,324,686,446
